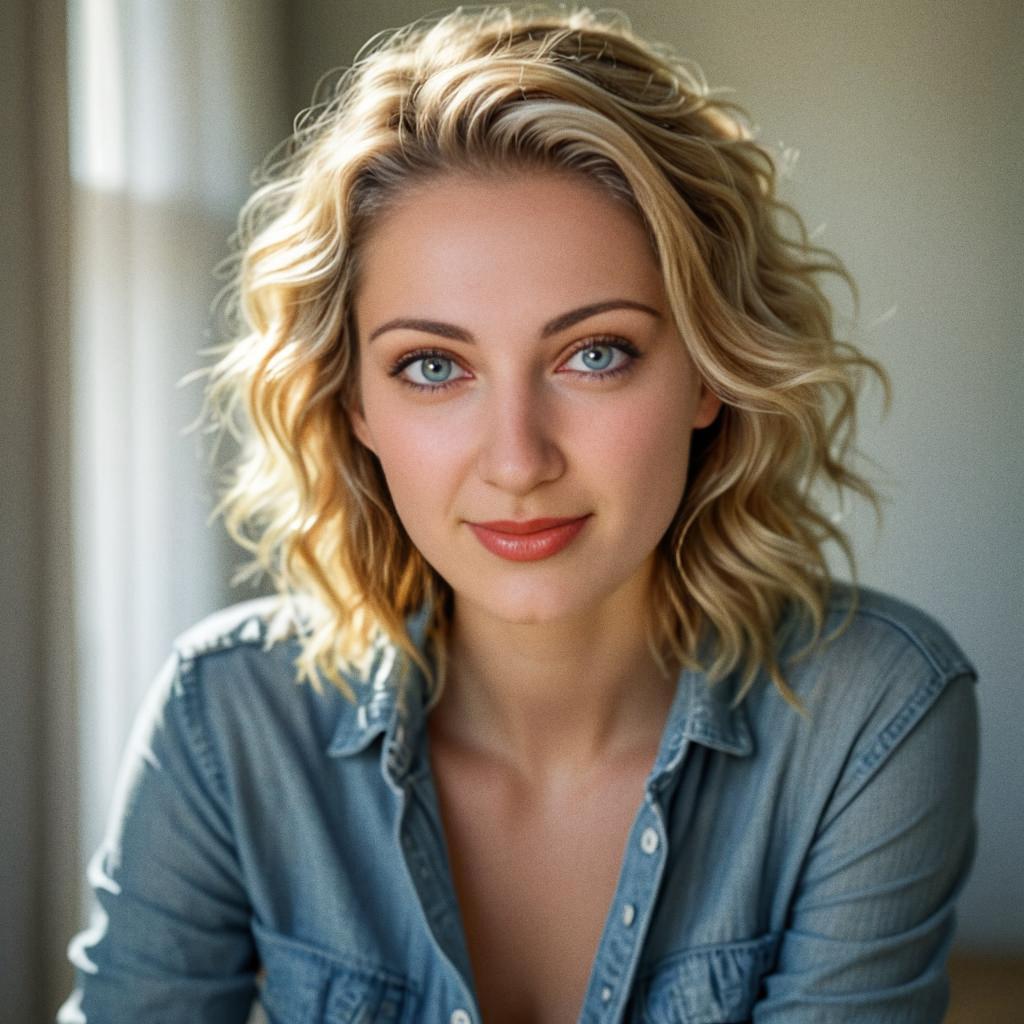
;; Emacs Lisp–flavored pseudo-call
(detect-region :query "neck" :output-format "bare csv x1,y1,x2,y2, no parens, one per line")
429,573,679,783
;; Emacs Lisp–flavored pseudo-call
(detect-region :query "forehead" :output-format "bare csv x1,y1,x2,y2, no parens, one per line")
354,171,667,323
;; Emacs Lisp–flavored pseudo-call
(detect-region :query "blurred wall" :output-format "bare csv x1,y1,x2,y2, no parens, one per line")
284,0,1023,951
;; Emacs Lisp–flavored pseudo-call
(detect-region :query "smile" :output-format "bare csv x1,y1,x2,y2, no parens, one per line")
467,516,591,562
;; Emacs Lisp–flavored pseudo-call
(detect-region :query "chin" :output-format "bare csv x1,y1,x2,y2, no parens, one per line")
455,576,612,626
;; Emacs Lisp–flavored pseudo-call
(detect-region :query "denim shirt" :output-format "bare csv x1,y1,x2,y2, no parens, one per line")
58,584,978,1023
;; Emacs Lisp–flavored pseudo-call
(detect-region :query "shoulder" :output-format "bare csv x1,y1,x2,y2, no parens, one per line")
765,583,977,720
750,583,979,801
161,596,362,766
172,594,308,662
814,582,976,682
729,585,980,853
741,583,978,782
169,595,312,713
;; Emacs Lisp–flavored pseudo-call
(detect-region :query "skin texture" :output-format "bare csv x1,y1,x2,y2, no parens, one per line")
349,170,720,1022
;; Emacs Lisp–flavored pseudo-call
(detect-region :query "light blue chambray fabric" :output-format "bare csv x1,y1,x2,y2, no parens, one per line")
57,583,978,1023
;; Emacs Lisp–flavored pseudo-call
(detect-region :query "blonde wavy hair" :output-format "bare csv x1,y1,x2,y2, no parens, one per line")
193,5,888,710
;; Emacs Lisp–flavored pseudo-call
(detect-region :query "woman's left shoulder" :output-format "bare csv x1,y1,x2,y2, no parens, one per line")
765,582,978,771
814,581,977,683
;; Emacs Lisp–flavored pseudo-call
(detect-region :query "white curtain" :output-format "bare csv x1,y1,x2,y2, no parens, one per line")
57,0,285,1014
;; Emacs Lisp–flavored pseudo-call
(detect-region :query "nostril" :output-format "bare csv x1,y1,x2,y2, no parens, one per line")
476,425,565,494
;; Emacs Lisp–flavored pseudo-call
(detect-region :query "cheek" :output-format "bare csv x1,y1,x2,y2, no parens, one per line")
597,390,694,501
366,407,466,516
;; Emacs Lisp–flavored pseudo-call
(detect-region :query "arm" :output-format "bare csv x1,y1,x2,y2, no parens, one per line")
754,669,979,1022
57,650,258,1023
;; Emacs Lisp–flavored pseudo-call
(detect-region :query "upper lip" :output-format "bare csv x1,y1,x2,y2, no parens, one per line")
471,516,588,535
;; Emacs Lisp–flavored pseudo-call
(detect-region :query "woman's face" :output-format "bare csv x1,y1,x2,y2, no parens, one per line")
350,171,720,625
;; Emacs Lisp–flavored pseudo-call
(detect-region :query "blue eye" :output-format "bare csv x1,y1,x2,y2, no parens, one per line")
564,341,635,375
390,351,470,392
579,347,616,371
416,355,458,383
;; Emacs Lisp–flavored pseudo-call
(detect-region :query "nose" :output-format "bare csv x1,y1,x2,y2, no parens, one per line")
475,377,565,496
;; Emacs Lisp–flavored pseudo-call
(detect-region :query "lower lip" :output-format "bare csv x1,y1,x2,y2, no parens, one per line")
468,517,590,562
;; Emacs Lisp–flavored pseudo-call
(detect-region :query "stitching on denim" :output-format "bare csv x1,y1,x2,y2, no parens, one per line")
849,669,946,781
848,665,970,794
175,650,230,801
176,610,273,661
636,931,781,981
254,922,421,993
833,602,975,680
829,667,975,831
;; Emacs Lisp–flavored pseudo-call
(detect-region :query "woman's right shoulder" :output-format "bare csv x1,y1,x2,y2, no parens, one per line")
172,594,310,664
156,596,368,767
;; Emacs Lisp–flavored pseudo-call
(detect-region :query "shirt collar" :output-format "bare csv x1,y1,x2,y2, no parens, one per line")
326,601,754,780
648,666,754,787
325,602,432,782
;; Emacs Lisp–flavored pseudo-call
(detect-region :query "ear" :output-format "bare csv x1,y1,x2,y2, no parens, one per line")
346,403,378,455
693,384,722,430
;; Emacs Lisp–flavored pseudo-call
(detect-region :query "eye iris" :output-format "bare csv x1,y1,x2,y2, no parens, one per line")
422,356,451,382
582,346,613,370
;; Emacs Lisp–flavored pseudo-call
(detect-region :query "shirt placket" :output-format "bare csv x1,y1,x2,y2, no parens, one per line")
578,729,693,1024
389,725,482,1023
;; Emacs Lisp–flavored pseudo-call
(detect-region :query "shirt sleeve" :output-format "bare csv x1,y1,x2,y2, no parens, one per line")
57,649,259,1023
753,667,979,1023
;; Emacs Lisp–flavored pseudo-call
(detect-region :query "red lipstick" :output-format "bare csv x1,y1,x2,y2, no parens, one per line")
468,515,590,562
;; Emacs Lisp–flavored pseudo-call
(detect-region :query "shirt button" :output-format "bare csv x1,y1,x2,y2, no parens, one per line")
450,1012,471,1024
600,986,613,1003
640,826,659,854
622,902,636,926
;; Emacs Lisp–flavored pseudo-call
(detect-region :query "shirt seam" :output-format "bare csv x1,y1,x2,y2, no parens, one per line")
251,921,423,994
635,931,781,980
831,602,976,680
174,646,232,803
831,666,976,816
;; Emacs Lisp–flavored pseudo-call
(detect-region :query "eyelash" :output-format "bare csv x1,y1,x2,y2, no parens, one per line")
387,337,643,393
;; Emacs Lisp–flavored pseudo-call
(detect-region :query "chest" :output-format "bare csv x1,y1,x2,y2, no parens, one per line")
428,740,653,1024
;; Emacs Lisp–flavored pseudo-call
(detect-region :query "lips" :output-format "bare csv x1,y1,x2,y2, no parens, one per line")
472,517,585,535
467,515,591,562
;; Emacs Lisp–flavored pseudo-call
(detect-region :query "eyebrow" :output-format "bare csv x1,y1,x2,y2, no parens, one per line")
366,299,662,344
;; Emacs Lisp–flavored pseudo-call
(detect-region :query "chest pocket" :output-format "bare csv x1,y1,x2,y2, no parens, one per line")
630,934,778,1024
253,922,418,1024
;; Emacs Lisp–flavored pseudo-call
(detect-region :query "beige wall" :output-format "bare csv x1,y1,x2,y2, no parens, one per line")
286,0,1023,951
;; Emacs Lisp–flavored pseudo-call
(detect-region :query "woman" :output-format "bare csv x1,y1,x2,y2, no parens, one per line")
60,7,978,1023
